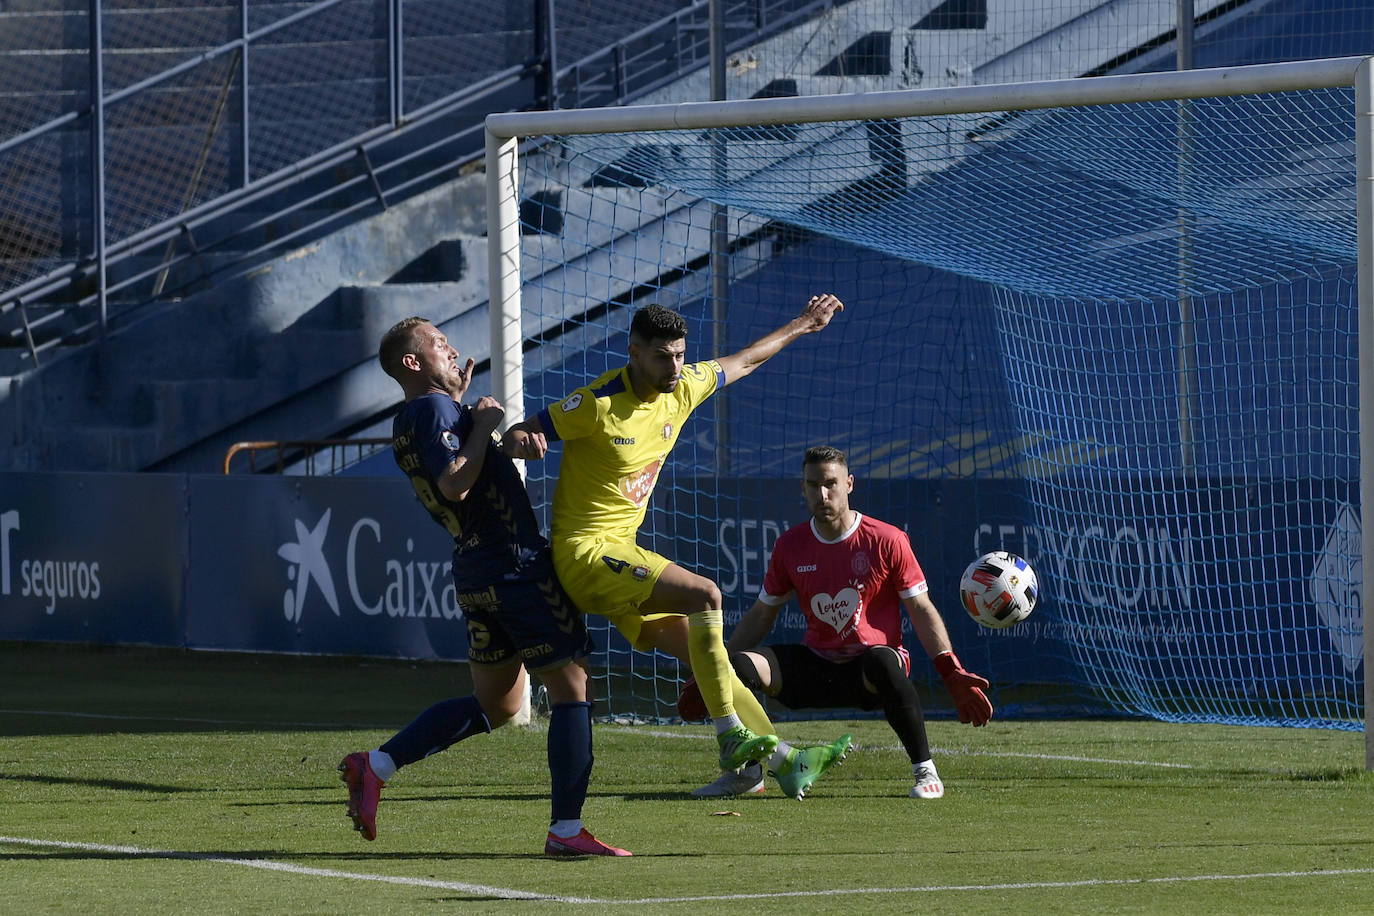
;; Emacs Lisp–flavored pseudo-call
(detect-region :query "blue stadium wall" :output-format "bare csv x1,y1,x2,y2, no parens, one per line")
4,0,1368,702
3,466,1347,705
0,470,1051,677
0,473,466,659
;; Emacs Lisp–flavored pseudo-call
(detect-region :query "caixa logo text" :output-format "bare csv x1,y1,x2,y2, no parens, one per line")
277,508,461,624
1,510,102,615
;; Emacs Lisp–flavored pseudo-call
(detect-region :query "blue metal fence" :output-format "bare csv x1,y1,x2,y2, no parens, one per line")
0,0,837,368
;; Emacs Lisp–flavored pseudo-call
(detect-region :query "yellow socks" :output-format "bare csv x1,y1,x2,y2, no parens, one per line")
687,610,734,718
729,670,775,735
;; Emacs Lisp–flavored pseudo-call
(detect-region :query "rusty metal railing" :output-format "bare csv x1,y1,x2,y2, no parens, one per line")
222,438,392,475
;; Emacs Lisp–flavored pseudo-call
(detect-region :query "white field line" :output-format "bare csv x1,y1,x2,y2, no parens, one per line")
3,834,1372,905
581,868,1374,904
0,835,555,901
932,746,1201,769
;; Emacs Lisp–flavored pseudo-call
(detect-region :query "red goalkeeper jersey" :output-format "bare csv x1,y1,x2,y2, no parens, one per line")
759,513,927,668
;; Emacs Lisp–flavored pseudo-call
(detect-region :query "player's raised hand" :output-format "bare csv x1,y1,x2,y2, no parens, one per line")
452,357,477,400
718,293,846,385
470,396,504,435
933,651,993,726
799,293,844,332
501,425,548,460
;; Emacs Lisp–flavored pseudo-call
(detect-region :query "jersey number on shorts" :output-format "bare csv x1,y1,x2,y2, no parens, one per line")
602,556,630,574
466,618,491,649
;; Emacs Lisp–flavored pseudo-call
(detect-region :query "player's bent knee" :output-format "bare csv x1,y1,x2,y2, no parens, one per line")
476,688,527,727
681,572,723,613
861,646,915,700
688,580,723,613
648,566,724,615
729,651,765,691
537,660,589,705
482,706,518,729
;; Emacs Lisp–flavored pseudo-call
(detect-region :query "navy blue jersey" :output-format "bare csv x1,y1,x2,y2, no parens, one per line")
392,394,548,587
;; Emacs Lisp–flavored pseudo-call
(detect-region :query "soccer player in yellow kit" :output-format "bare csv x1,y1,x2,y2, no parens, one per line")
502,294,853,799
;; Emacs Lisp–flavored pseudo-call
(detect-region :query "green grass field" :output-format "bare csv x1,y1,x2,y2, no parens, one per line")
3,643,1372,914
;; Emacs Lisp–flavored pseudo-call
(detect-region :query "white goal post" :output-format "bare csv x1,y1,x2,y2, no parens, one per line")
485,56,1374,765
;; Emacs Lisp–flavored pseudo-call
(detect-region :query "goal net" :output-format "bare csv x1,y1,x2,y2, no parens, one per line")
487,58,1371,730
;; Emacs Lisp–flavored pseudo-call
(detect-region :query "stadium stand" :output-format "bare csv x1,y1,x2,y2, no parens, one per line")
1,0,1370,478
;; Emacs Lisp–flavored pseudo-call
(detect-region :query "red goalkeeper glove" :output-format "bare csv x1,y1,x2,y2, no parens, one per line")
933,651,993,726
677,675,708,722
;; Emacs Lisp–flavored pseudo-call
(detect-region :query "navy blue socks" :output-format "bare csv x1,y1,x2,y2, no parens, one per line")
548,700,594,823
380,695,491,769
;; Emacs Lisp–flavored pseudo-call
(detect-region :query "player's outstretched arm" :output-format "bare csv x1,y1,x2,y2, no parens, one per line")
499,414,549,461
716,293,844,386
904,591,956,659
724,598,785,652
904,592,993,726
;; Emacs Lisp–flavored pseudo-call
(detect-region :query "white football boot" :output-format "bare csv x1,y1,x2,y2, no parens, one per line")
910,762,944,799
692,762,766,797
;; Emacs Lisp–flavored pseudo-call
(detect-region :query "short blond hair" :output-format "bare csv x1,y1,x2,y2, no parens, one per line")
379,316,430,381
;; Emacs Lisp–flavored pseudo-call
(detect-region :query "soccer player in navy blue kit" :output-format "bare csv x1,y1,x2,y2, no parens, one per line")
338,317,629,857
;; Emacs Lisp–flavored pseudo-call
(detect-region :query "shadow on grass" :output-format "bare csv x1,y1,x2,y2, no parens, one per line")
236,790,555,808
1288,765,1374,782
0,845,697,863
0,847,547,862
0,772,190,794
0,643,477,738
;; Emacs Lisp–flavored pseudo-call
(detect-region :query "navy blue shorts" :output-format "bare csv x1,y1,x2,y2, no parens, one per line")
455,557,593,671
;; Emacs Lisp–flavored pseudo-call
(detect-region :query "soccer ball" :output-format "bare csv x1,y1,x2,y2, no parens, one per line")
959,551,1038,629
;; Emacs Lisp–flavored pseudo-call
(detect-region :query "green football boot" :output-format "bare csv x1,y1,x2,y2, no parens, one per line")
717,724,779,772
770,733,853,800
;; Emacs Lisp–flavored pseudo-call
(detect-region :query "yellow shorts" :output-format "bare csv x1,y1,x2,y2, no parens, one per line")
553,537,679,651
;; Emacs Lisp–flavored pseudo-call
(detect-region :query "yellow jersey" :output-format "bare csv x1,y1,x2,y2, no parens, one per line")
537,359,723,544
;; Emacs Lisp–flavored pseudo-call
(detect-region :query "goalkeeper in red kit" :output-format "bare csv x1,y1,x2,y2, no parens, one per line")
680,445,992,799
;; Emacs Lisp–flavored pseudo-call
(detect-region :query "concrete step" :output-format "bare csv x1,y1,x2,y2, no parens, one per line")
139,289,493,473
0,1,86,17
0,153,494,472
385,238,478,285
0,247,242,316
146,376,264,444
73,246,484,408
28,422,164,471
